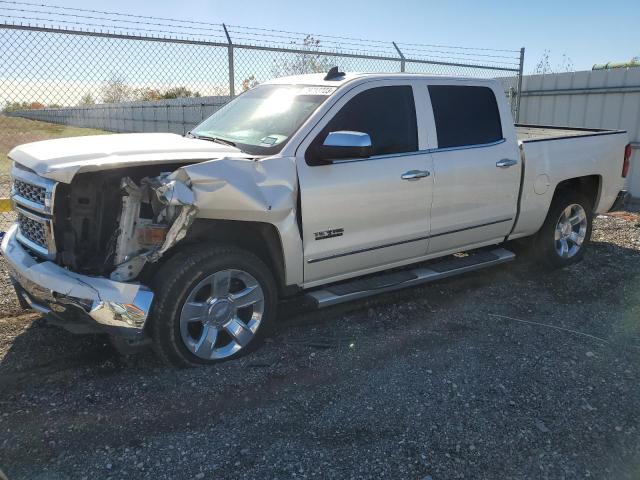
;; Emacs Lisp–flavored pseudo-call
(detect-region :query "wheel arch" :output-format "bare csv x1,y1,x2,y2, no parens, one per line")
553,174,602,212
141,218,293,296
508,173,602,242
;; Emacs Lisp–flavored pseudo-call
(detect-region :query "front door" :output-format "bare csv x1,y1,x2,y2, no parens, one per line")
296,82,434,286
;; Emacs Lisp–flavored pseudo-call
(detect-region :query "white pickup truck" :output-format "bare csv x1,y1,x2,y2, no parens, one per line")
2,70,631,366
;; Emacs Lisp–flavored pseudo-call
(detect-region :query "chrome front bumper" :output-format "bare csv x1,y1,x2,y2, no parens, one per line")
1,225,154,337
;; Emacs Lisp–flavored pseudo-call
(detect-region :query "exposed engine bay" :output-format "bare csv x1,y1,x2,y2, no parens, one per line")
9,135,299,288
53,164,197,282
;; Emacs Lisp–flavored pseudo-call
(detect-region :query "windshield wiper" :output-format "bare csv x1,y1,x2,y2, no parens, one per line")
210,137,236,147
187,132,236,147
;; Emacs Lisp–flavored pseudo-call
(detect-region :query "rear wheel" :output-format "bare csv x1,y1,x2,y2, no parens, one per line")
150,244,277,367
533,190,593,268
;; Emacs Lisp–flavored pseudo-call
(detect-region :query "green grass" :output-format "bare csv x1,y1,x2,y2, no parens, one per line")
0,115,107,175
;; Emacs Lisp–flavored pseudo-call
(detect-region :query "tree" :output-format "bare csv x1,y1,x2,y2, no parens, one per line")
2,101,50,112
558,54,574,73
78,93,95,106
533,50,574,74
2,101,29,112
533,49,552,74
160,86,200,99
271,35,332,77
100,80,202,103
101,76,132,103
133,87,162,101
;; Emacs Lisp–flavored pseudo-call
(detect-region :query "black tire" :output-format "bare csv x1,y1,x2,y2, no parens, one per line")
532,189,593,269
149,244,277,367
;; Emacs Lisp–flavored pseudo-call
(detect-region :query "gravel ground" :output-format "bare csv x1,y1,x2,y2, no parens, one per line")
1,213,640,479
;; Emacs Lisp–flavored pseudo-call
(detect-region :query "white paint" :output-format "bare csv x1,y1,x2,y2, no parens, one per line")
8,132,244,183
534,174,551,195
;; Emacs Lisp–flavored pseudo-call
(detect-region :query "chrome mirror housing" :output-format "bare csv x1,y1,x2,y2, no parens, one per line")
313,130,372,163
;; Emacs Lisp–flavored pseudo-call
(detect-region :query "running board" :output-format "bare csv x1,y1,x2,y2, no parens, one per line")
305,247,515,308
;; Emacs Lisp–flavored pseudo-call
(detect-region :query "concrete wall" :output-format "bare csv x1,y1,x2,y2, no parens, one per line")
9,95,232,135
519,68,640,196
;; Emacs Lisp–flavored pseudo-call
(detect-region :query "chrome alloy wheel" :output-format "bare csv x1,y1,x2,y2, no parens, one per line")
554,204,588,258
179,269,265,360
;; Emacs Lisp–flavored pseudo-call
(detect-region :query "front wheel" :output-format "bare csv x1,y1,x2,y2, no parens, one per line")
149,244,277,367
533,190,593,268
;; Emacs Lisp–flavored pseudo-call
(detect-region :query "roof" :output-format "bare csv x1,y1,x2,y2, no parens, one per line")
263,72,499,87
264,72,362,86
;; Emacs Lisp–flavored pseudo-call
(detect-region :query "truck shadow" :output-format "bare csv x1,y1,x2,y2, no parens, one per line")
0,317,126,388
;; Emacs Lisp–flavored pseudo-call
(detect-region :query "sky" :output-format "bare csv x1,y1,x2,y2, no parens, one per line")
50,0,640,74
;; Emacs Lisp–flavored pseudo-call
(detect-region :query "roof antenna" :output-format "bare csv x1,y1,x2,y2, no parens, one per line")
324,66,345,81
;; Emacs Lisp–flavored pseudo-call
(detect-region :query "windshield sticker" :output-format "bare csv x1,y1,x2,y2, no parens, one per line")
259,134,287,146
299,86,336,96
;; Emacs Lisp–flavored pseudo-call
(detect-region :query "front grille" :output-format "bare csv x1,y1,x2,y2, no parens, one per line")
17,212,48,249
10,164,58,259
13,179,46,206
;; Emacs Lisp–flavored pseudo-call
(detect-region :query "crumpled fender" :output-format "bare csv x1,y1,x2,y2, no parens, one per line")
172,156,298,224
172,155,303,285
110,155,303,286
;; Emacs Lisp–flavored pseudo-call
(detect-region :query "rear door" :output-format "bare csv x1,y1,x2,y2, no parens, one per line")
424,82,521,254
295,81,434,286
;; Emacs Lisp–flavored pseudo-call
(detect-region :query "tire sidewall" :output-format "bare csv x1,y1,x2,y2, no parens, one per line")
537,191,593,268
150,245,277,367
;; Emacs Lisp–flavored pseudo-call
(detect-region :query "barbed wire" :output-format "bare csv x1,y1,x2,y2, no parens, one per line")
0,0,225,28
0,20,518,68
0,15,229,40
229,24,521,55
397,45,520,61
227,36,399,57
398,40,521,53
226,23,401,48
224,28,399,53
0,6,227,34
0,0,521,65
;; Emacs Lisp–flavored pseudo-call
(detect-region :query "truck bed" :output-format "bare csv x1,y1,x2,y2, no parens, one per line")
516,124,626,143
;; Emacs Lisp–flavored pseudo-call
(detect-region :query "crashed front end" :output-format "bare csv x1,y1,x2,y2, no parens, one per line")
2,162,198,337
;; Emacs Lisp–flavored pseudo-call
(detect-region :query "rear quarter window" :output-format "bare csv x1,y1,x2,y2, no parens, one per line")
428,85,503,149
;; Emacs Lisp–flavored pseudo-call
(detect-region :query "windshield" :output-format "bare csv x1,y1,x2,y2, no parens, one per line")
191,84,336,155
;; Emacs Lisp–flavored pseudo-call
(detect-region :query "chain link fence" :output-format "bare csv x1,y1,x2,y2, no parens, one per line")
0,8,524,236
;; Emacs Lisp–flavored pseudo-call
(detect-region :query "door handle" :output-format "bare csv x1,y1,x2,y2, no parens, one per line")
496,159,518,168
401,170,431,180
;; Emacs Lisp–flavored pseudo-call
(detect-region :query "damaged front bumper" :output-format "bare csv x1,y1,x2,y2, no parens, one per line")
1,225,153,337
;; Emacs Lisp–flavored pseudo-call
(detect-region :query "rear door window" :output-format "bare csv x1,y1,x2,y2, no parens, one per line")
314,85,418,158
428,85,503,149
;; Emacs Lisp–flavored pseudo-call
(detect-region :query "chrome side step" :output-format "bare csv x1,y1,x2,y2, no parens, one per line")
305,247,515,308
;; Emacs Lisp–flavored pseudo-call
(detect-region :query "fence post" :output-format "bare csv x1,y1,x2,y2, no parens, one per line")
182,103,186,135
516,47,525,122
223,23,235,98
393,41,405,72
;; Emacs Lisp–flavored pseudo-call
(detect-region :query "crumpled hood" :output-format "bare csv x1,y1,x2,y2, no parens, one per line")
8,132,248,183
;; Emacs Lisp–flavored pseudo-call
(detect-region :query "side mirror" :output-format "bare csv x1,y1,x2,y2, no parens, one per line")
315,131,372,163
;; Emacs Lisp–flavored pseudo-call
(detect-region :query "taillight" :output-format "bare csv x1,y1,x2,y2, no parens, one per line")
623,143,632,178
